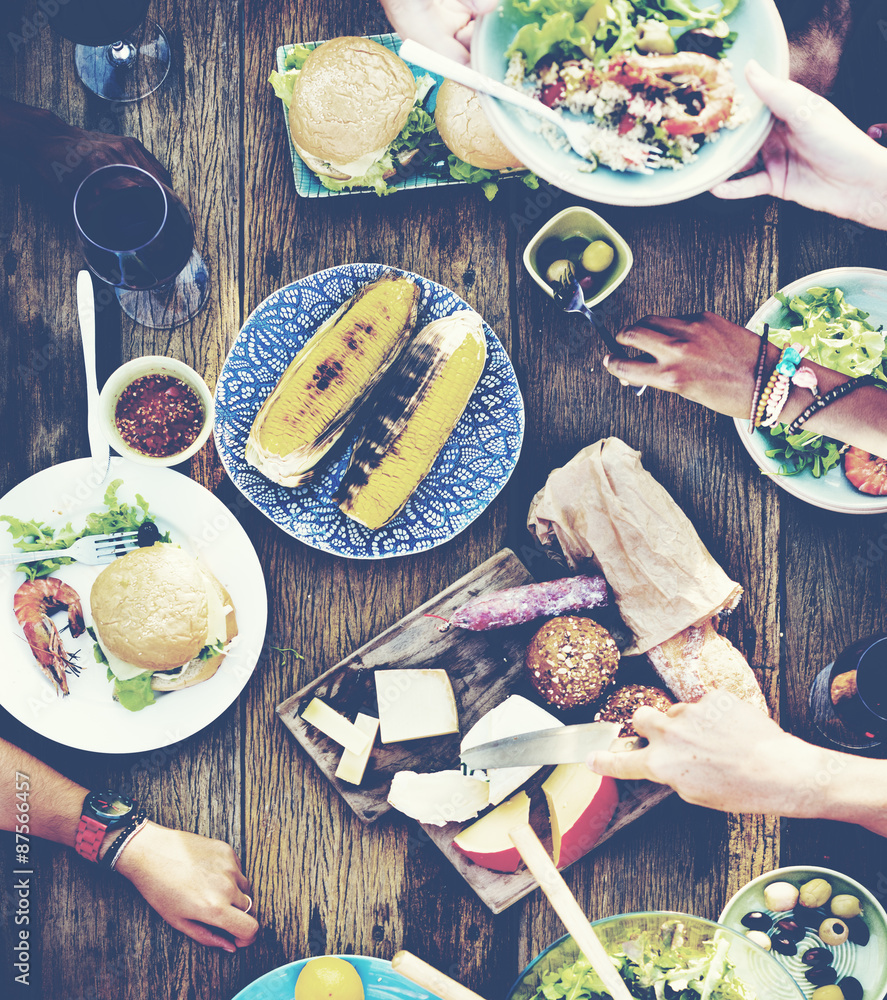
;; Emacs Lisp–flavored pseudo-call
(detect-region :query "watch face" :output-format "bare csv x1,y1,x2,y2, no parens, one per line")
87,791,134,823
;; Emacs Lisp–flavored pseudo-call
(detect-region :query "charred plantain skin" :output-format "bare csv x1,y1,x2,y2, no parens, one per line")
335,310,486,529
245,273,420,486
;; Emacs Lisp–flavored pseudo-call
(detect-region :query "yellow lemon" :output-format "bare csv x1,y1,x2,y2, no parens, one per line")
295,958,364,1000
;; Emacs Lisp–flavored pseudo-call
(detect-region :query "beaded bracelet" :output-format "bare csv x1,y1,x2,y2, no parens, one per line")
98,810,147,870
786,374,883,435
748,324,770,424
755,342,808,428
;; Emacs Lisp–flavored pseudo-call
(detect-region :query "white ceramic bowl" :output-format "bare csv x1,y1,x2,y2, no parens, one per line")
523,206,633,307
98,356,214,467
720,865,887,1000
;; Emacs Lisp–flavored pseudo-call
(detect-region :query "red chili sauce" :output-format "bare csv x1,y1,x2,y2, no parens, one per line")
114,374,204,457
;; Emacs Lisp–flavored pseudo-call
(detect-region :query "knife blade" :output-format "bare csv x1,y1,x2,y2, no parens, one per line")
77,270,110,483
460,721,623,769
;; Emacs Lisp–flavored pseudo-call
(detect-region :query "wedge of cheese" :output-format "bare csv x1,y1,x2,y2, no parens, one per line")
335,714,379,785
460,695,563,805
301,697,371,755
374,669,459,743
387,771,489,826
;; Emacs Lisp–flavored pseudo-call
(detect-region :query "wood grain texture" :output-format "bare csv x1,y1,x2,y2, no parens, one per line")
2,0,886,998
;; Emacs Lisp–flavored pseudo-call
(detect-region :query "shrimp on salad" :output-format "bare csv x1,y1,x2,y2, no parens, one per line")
504,0,745,172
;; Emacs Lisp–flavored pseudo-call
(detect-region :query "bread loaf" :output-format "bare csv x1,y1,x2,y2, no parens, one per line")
646,619,767,713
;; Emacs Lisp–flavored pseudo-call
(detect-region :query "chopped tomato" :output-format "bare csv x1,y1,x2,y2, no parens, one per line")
844,447,887,495
540,82,566,108
617,113,637,136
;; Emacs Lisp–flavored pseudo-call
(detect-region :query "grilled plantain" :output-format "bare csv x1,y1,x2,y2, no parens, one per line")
245,273,420,486
335,310,486,529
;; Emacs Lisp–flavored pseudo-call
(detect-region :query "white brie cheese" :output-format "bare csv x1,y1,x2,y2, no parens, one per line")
460,695,563,805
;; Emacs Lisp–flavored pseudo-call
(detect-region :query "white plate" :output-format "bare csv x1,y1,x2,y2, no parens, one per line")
734,267,887,515
0,458,268,753
472,0,789,206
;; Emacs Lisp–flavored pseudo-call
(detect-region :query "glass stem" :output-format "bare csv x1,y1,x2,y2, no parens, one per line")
107,40,137,68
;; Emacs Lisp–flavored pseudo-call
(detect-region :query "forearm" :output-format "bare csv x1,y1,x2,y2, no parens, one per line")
764,343,887,455
0,738,87,848
849,146,887,231
0,99,69,166
818,755,887,836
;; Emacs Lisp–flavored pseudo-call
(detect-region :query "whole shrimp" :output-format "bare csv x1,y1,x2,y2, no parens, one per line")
13,577,86,695
606,51,736,137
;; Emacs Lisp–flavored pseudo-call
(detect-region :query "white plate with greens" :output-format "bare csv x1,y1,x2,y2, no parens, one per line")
734,267,887,515
0,459,267,753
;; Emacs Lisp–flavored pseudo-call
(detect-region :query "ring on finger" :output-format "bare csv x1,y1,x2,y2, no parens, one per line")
242,895,253,915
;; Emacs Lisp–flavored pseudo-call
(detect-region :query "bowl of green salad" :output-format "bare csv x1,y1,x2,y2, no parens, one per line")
507,912,805,1000
733,267,887,515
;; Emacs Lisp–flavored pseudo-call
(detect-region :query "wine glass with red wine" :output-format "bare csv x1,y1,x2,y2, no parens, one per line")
74,165,209,329
809,633,887,751
51,0,170,102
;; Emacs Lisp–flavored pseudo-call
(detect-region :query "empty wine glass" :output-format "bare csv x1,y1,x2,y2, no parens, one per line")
52,0,170,103
73,164,209,329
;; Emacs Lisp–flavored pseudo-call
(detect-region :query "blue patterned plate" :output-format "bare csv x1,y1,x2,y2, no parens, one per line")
214,264,524,558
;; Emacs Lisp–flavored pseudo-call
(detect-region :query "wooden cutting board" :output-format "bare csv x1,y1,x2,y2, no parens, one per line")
277,548,673,913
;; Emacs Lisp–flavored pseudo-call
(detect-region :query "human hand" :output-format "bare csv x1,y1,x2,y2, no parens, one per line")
380,0,499,64
114,822,258,952
868,123,887,147
710,61,887,230
587,691,829,816
603,311,762,416
34,122,173,201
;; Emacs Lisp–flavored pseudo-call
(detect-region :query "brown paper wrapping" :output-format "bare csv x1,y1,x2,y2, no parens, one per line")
527,438,742,654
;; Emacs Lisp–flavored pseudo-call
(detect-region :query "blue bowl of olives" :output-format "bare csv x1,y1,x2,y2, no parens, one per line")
720,866,887,1000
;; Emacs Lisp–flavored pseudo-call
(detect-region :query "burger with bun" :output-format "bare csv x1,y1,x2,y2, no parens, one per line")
89,543,238,712
434,78,536,199
270,36,436,195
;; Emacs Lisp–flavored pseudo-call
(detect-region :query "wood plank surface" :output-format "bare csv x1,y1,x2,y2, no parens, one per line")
1,1,886,998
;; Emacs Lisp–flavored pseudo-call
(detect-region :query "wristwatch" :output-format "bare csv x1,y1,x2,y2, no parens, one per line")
74,790,136,862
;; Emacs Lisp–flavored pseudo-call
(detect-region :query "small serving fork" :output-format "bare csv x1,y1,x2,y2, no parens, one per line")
555,277,647,397
398,39,660,173
0,530,141,567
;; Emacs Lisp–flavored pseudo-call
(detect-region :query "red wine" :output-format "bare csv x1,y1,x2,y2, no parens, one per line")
75,171,194,290
829,634,887,738
857,640,887,720
51,0,151,46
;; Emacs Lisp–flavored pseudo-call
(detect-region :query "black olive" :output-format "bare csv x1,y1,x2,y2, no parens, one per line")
795,904,825,927
805,966,838,986
675,28,728,57
770,933,798,956
801,947,833,967
559,237,591,263
775,918,804,942
741,911,772,931
137,520,161,547
839,977,864,1000
846,915,870,945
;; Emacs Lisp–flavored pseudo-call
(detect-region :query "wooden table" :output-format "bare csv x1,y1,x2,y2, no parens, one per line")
2,2,886,999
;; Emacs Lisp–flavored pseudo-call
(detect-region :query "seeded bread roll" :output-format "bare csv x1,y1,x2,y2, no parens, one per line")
525,615,619,710
594,684,675,736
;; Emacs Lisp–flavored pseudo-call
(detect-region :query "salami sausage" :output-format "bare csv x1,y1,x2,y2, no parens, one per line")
450,575,608,630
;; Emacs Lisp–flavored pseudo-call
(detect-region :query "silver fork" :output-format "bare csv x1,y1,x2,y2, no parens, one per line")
0,530,140,567
398,39,660,173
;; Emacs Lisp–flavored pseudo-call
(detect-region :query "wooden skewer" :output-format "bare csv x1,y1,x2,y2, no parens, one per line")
391,951,487,1000
508,824,634,1000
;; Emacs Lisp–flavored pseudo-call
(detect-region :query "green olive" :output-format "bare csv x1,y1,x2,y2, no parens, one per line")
830,894,862,918
636,21,676,55
580,240,615,273
546,259,576,286
800,878,832,908
811,988,844,1000
819,917,849,946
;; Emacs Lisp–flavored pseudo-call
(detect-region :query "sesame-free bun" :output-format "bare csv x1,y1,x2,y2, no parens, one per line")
289,37,416,171
434,79,523,171
90,543,237,681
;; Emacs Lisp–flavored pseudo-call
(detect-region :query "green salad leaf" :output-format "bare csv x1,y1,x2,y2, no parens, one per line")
769,286,887,381
0,479,166,581
110,671,157,713
763,425,845,479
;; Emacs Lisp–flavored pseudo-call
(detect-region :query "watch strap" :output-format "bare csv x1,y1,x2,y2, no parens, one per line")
98,810,147,869
75,815,109,863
